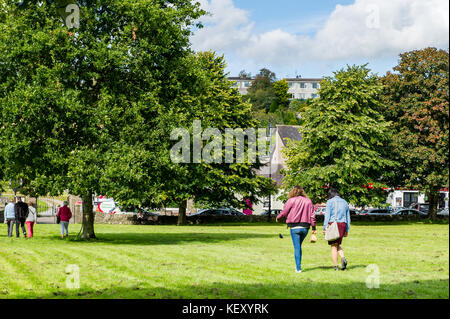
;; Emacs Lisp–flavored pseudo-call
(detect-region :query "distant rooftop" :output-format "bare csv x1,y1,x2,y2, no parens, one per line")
277,125,302,147
228,76,322,82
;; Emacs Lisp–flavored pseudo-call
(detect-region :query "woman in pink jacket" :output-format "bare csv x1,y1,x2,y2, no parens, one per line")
276,186,317,273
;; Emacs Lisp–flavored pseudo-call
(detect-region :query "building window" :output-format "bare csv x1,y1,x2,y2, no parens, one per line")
300,83,306,89
290,93,295,99
312,82,319,89
244,81,251,88
403,192,418,208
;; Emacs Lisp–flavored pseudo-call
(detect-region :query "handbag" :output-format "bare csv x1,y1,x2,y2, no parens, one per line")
325,198,340,241
56,216,61,224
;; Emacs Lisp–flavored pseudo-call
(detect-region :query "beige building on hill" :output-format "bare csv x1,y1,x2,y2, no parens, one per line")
228,76,322,100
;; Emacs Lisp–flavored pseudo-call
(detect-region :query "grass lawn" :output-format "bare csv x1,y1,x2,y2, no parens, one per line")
0,221,448,299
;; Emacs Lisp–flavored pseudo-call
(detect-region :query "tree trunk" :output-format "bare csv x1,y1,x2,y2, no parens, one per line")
81,193,96,239
427,188,440,222
177,199,187,226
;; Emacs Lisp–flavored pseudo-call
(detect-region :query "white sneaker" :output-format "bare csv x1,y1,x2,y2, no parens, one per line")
296,270,302,273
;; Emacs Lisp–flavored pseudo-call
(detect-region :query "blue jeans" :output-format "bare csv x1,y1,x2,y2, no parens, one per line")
290,228,309,271
60,221,69,235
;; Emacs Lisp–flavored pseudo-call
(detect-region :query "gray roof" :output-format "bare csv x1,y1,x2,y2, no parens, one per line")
285,78,322,82
277,125,302,147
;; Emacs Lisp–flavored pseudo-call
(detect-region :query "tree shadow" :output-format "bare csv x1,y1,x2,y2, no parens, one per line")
350,220,449,226
67,232,275,246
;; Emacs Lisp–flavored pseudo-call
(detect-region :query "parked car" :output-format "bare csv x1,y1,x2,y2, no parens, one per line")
409,203,429,214
120,206,160,216
349,208,360,216
359,208,392,216
437,207,449,216
189,208,245,217
314,206,326,216
260,209,282,216
391,208,428,216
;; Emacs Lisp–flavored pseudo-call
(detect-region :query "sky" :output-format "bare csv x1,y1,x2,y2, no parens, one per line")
190,0,449,79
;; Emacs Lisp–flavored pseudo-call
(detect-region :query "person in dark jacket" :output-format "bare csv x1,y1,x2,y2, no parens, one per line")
14,198,29,238
57,201,72,238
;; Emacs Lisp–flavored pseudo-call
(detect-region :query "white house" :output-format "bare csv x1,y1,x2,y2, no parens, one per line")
228,76,322,100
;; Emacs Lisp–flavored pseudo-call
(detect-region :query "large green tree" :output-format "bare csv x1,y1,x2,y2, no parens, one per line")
0,0,204,237
103,52,276,225
380,48,449,219
282,65,396,206
245,68,276,114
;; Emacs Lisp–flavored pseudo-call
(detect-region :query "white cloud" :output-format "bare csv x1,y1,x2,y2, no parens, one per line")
190,0,449,67
191,0,254,52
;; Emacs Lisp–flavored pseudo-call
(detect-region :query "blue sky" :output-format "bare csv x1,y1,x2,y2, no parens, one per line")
191,0,449,79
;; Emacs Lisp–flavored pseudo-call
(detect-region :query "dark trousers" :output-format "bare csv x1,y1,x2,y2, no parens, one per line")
6,219,15,237
15,218,27,237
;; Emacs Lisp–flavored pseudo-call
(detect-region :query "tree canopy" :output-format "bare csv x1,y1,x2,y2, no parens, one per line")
380,48,449,218
0,0,205,237
282,65,396,206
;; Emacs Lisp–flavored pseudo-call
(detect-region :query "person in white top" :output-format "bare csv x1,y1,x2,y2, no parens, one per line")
26,201,38,238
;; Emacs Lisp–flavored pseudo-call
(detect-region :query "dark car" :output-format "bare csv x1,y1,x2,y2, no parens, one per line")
189,208,245,217
349,208,360,216
391,208,428,216
359,208,391,216
260,209,282,216
409,203,429,214
120,206,160,216
437,207,449,216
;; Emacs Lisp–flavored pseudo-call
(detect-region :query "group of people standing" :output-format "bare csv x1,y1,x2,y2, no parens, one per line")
276,186,351,272
3,198,73,238
3,197,37,238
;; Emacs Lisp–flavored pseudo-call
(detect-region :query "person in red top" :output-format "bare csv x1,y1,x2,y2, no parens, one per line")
57,201,72,239
276,186,316,273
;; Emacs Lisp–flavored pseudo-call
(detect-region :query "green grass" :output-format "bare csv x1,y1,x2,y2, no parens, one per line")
0,222,448,299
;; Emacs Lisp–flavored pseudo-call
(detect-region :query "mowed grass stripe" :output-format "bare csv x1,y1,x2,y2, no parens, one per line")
0,222,448,299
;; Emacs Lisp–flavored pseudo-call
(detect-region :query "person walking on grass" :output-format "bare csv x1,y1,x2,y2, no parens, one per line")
276,186,317,273
4,197,16,237
14,197,29,238
26,200,37,238
57,201,72,239
323,188,350,271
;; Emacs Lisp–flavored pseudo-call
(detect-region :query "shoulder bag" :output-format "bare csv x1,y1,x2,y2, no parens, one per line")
325,198,340,241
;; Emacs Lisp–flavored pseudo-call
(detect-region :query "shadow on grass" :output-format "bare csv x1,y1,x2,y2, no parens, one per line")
65,232,276,246
305,265,367,271
11,278,449,299
350,220,449,226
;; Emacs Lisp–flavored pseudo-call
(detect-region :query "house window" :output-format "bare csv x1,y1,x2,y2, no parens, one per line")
311,94,318,98
312,82,319,89
288,82,294,88
244,81,251,88
403,192,418,208
300,83,306,89
290,93,295,99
